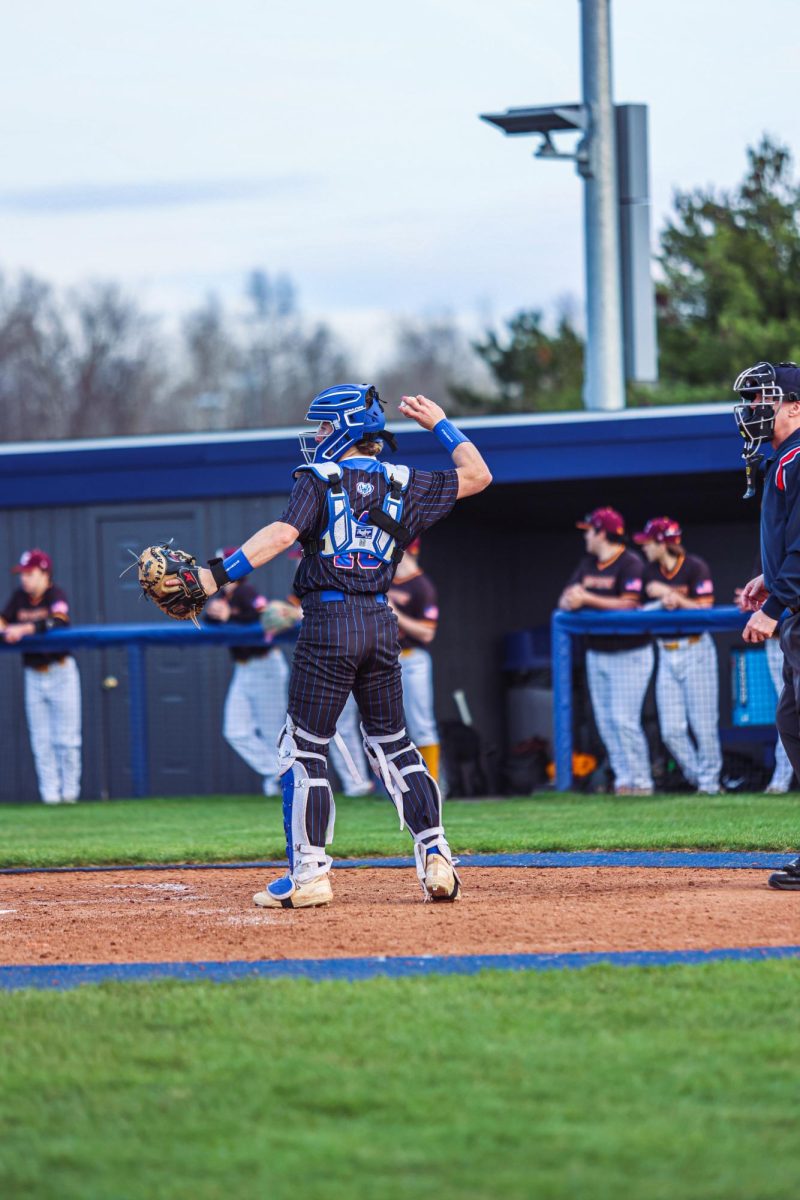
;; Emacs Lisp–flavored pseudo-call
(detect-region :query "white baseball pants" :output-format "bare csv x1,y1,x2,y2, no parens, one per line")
24,657,82,804
655,634,722,793
586,645,654,791
766,637,794,790
223,650,289,793
400,647,439,747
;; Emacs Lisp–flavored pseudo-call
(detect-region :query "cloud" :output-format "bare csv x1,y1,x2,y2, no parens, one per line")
0,177,313,215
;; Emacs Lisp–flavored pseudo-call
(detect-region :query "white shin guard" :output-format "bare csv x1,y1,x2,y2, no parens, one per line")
361,724,439,830
278,717,335,882
413,826,460,899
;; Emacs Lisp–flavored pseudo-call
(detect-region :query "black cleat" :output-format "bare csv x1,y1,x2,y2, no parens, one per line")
768,855,800,890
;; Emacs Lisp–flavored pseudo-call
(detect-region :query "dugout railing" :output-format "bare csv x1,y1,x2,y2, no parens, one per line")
550,605,770,792
0,624,298,800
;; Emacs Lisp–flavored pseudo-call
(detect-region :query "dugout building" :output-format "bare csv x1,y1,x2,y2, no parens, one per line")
0,405,760,802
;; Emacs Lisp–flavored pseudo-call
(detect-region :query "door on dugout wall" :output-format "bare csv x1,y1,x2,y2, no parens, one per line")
97,512,212,798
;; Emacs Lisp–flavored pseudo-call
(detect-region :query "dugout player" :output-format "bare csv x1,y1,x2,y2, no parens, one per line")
194,386,492,908
558,508,653,794
734,360,800,888
0,549,81,804
634,517,722,794
388,537,442,781
203,554,290,797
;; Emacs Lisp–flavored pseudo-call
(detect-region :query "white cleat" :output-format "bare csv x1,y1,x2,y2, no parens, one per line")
253,873,333,909
424,852,461,902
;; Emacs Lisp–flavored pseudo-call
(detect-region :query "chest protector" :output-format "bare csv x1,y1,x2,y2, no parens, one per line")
297,461,412,564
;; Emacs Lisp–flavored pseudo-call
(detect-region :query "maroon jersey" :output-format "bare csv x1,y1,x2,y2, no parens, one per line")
643,552,714,638
389,570,439,651
566,548,648,652
203,582,270,662
1,585,71,667
642,553,715,602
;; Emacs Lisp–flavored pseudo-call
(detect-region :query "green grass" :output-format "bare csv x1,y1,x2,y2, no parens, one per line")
1,792,798,868
1,962,798,1200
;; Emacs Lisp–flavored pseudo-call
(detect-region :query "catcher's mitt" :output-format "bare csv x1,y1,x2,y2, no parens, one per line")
137,544,208,626
259,599,301,635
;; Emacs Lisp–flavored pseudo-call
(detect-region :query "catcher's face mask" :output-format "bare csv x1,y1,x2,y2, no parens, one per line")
733,362,782,447
733,361,786,498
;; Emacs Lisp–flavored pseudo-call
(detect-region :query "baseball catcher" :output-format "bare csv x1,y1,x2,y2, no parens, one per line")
133,386,492,909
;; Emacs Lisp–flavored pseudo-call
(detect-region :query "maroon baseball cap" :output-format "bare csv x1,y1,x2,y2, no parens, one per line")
633,517,682,545
576,508,626,537
12,548,52,574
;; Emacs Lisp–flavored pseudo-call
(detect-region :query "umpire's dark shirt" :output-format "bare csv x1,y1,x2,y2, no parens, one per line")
761,428,800,619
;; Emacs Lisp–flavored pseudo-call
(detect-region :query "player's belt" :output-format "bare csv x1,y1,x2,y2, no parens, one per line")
319,590,387,604
26,656,69,673
659,635,702,650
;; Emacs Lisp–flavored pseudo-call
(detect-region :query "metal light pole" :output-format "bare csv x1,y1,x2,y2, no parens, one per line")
579,0,625,411
481,0,652,412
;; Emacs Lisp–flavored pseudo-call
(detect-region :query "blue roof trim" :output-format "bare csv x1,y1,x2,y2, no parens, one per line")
0,408,740,509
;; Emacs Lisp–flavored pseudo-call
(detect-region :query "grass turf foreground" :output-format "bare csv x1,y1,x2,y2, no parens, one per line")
0,961,797,1200
2,791,800,867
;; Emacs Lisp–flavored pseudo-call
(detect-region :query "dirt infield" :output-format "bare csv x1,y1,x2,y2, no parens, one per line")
0,865,794,966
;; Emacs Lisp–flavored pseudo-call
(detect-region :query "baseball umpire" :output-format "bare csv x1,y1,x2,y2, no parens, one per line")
734,360,800,888
192,386,491,907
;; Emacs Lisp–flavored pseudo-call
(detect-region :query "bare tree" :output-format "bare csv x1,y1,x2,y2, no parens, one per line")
0,274,71,440
66,283,165,437
237,269,352,427
166,296,241,432
378,317,496,413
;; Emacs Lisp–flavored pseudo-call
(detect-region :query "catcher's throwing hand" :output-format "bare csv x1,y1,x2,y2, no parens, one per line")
136,544,212,626
398,394,446,430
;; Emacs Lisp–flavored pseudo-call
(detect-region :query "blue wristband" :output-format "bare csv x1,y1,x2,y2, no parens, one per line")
433,418,469,451
222,547,254,582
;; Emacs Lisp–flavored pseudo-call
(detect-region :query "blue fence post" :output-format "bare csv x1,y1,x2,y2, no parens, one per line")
126,643,149,798
551,611,573,792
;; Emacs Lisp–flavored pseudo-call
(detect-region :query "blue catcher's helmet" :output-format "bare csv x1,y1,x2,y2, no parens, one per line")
299,383,390,464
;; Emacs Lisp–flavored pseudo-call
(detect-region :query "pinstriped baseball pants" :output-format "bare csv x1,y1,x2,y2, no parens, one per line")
288,595,440,843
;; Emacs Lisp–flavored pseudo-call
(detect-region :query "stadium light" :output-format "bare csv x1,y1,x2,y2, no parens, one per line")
480,0,658,411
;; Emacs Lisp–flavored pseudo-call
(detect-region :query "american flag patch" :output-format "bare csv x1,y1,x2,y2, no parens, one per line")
696,580,714,595
423,605,439,620
624,578,642,592
51,600,69,615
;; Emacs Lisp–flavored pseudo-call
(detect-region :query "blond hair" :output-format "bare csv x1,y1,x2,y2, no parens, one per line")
353,435,383,456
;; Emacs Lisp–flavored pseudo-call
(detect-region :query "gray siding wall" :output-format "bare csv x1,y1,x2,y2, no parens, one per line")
0,471,760,801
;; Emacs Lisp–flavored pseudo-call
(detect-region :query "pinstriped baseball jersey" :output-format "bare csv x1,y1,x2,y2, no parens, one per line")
280,458,458,598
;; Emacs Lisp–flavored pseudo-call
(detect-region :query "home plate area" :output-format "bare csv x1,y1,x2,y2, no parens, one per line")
1,858,798,979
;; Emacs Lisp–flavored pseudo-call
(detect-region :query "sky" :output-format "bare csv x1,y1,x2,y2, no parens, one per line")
2,0,799,369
